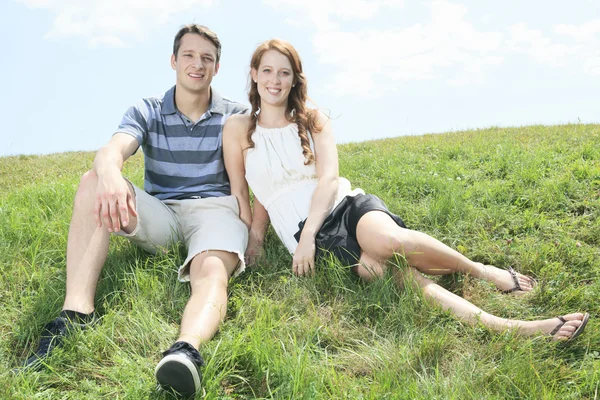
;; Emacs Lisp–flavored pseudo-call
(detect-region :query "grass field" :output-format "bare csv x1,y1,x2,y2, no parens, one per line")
1,124,599,399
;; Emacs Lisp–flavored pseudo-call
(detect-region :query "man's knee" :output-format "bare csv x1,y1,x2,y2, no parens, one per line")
188,251,238,288
80,170,99,189
73,170,98,208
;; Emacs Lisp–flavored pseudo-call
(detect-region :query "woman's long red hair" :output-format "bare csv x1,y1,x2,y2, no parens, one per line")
246,39,322,164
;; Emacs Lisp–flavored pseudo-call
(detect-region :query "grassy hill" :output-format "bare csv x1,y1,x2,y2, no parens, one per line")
1,124,599,399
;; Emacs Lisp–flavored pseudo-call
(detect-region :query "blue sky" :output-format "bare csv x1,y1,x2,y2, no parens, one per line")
1,0,599,157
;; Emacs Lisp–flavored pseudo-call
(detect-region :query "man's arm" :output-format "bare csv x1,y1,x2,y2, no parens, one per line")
93,133,140,233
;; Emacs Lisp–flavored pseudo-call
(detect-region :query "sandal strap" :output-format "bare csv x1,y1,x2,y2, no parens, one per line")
501,266,522,293
550,316,567,336
508,266,522,291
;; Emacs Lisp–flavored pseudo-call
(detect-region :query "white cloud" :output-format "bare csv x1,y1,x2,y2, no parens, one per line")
309,1,505,96
507,21,600,76
17,0,217,47
263,0,403,30
266,0,600,96
89,35,126,48
555,19,600,43
583,54,600,76
506,23,571,67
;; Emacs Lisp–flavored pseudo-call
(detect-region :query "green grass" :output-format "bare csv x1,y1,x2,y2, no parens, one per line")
1,124,599,399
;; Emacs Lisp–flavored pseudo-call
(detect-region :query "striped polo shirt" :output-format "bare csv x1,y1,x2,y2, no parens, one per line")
116,86,248,200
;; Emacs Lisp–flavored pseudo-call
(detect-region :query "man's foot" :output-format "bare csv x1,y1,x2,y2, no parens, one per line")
155,341,205,398
20,310,96,371
483,265,536,294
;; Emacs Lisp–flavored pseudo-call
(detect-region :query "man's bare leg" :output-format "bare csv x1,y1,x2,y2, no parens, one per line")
21,170,137,369
154,250,239,396
178,251,239,348
62,170,137,314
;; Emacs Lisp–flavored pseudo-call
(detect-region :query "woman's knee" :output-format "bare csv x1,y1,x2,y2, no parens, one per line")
353,263,385,282
371,228,416,260
353,252,387,281
393,266,430,289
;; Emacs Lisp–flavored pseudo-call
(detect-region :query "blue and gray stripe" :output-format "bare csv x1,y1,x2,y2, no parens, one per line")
116,86,247,200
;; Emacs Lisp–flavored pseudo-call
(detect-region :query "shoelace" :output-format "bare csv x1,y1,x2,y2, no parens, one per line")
35,318,68,355
164,342,205,366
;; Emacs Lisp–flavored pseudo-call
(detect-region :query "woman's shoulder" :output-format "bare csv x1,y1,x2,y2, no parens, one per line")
306,108,331,131
224,114,253,139
306,108,332,138
308,108,329,122
225,113,253,130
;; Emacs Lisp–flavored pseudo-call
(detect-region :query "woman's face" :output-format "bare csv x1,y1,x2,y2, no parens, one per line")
252,50,295,108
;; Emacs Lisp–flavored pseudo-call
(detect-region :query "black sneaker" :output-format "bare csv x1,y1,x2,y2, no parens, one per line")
21,310,95,370
155,341,205,398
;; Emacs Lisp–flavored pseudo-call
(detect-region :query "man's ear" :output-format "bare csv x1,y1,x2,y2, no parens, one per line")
214,62,220,75
171,54,176,70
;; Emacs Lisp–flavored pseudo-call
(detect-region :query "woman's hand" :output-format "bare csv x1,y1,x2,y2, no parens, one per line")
292,236,316,277
245,236,264,266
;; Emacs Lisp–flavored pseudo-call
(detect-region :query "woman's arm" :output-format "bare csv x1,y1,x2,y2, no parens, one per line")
223,115,252,231
293,111,339,277
246,197,270,265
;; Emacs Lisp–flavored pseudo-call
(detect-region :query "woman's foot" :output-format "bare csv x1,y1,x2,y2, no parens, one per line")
522,312,589,341
481,264,536,294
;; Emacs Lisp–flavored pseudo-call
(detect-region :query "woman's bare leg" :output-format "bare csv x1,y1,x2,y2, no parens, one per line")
353,249,585,340
394,266,585,339
355,211,534,292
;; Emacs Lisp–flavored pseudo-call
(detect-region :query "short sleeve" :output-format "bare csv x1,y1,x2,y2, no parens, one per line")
114,100,151,145
233,103,250,116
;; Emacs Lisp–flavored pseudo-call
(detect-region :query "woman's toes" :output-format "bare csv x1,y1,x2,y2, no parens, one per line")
552,313,585,340
520,274,536,289
557,324,577,336
519,277,533,290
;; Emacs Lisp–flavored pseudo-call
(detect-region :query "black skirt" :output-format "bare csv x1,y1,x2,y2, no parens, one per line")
293,193,407,266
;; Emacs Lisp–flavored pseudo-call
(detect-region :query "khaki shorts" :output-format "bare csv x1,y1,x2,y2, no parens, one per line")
114,183,248,282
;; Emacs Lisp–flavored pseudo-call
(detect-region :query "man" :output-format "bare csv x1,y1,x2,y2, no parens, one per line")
21,24,248,397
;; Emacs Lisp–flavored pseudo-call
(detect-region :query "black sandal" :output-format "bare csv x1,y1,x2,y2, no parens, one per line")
501,266,536,294
550,313,590,342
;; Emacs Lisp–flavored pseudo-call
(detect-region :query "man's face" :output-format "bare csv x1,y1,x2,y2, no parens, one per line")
171,33,220,94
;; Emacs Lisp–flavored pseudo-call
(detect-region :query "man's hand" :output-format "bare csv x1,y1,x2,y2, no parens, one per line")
292,236,316,277
94,171,137,233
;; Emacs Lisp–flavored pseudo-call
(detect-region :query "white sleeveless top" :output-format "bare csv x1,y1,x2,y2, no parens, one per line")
245,123,363,254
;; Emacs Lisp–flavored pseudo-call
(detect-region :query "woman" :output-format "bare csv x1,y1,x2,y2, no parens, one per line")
223,39,589,341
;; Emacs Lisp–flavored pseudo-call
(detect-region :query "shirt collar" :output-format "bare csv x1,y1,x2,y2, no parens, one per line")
208,88,225,115
161,86,226,116
160,86,177,115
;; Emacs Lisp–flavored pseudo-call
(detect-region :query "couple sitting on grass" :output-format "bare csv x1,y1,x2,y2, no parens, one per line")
18,24,589,398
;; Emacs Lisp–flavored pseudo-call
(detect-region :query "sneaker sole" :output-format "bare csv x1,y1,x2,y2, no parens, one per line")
154,354,201,397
